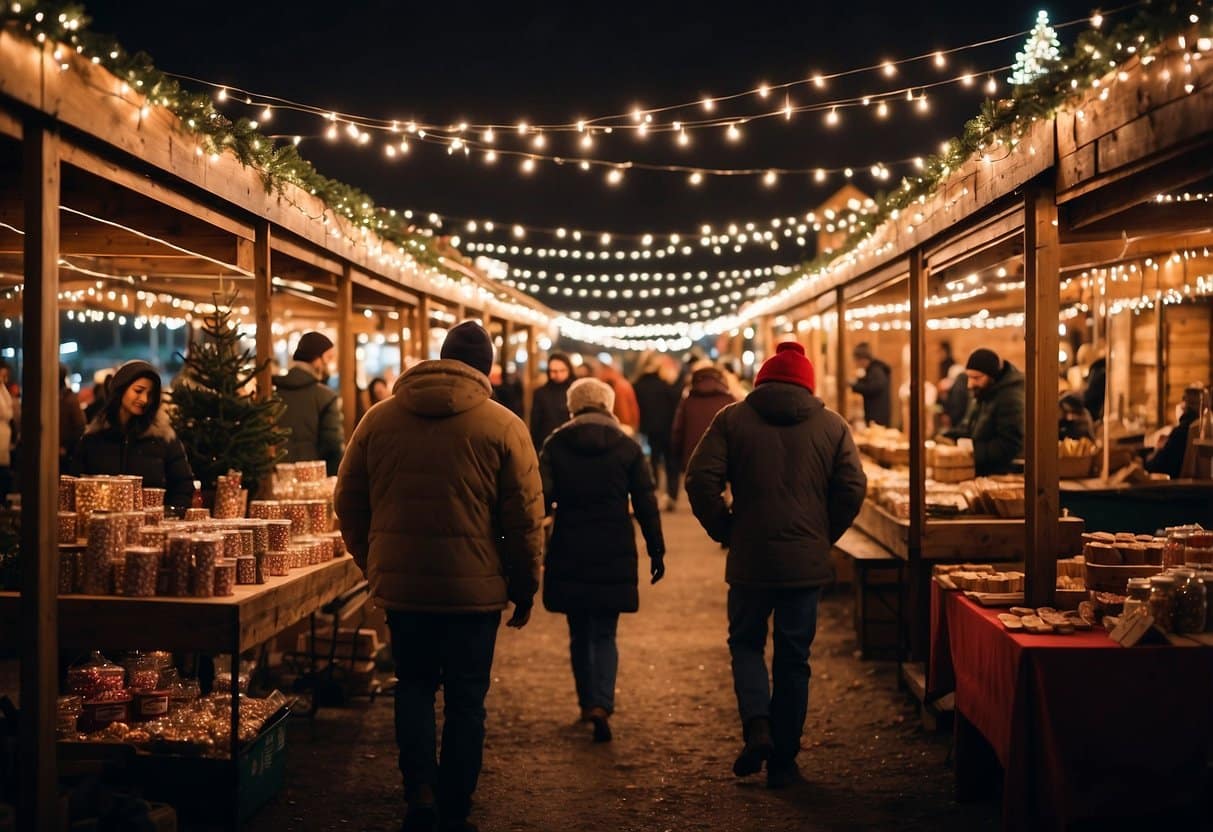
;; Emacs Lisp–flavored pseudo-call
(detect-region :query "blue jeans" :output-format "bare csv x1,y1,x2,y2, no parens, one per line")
386,610,501,822
727,585,821,764
567,612,620,714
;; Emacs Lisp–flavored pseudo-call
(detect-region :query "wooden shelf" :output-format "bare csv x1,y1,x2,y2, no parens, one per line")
0,556,363,653
855,500,1085,561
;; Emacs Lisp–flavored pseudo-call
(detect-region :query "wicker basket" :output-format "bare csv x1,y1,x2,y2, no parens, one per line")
1058,453,1097,479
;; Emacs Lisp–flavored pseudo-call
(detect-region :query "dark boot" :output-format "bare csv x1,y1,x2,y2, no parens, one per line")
587,706,612,743
438,821,478,832
401,806,436,832
767,759,801,789
733,716,774,776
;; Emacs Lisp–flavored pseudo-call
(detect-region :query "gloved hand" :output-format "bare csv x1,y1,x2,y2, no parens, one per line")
649,554,666,584
507,601,532,629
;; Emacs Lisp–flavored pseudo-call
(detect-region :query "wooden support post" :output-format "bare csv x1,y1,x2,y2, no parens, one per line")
397,306,410,372
1025,185,1061,607
907,248,929,661
1155,301,1167,428
525,325,539,419
501,318,514,370
415,295,431,360
253,222,273,401
337,264,356,444
835,287,848,417
20,120,61,832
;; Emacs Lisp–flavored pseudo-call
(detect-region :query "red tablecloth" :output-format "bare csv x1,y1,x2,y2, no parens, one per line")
946,592,1213,830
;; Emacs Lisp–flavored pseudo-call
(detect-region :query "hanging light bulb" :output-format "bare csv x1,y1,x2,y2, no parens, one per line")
757,83,770,98
882,60,896,77
811,73,825,88
484,149,497,163
482,128,495,143
917,94,929,113
677,130,690,147
326,124,338,140
763,170,778,187
385,144,397,158
702,96,715,111
513,224,525,238
934,51,946,68
825,108,839,126
606,168,624,186
961,73,974,86
521,157,536,174
581,132,594,149
532,133,546,149
985,76,998,94
689,171,704,186
517,121,529,135
876,101,889,118
217,87,228,101
600,233,612,245
814,169,827,183
261,105,272,121
726,123,742,142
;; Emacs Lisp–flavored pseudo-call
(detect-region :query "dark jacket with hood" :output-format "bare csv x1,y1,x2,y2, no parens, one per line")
334,359,545,613
685,382,867,588
73,408,195,510
529,366,573,451
273,363,344,475
946,362,1026,476
672,368,736,469
634,372,680,440
539,410,665,614
1144,409,1198,478
850,358,892,427
1083,357,1107,422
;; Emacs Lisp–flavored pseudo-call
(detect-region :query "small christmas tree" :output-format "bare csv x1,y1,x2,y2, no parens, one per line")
1009,10,1062,86
170,291,289,495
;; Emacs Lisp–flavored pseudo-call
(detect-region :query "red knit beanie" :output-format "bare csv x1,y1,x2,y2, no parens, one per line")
755,342,816,392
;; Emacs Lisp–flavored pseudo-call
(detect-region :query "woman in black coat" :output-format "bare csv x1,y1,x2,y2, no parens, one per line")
529,352,574,450
73,360,195,511
540,377,665,743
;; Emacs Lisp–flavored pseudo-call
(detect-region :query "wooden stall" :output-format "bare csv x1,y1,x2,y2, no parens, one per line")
0,26,556,830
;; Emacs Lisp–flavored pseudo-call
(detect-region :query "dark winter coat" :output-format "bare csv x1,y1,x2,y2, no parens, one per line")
671,369,736,470
942,373,970,429
334,360,545,613
1145,410,1198,478
946,362,1026,476
634,372,680,440
850,358,892,427
686,382,867,588
529,380,572,450
72,408,195,509
539,411,665,614
273,364,344,475
1083,357,1107,422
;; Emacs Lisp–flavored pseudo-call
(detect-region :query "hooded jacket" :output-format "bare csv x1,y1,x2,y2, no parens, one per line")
334,360,545,613
850,358,892,427
947,362,1026,476
72,408,195,509
685,382,866,588
273,363,344,475
539,411,665,614
671,368,736,470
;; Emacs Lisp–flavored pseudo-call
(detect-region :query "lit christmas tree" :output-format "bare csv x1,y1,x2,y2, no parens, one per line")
1009,10,1062,86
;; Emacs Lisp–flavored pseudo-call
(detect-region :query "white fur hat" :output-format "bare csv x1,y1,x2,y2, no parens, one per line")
567,377,615,415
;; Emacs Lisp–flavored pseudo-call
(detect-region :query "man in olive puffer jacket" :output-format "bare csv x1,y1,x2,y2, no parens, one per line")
335,321,544,832
686,341,866,790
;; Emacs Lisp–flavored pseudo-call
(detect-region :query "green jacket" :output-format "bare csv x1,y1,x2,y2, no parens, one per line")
948,362,1025,475
273,364,344,475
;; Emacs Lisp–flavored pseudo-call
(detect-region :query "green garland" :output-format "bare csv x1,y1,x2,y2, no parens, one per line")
2,1,1210,328
791,0,1212,291
1,2,452,274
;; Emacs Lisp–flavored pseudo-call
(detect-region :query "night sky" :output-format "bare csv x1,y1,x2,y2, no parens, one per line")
84,1,1102,318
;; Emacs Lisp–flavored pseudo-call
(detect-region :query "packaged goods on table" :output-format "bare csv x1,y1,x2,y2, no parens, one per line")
59,545,81,593
122,547,161,597
236,555,256,584
67,651,126,700
929,443,976,483
183,508,210,521
57,695,82,737
213,470,246,519
1171,569,1207,634
249,499,283,520
139,526,168,550
238,529,254,557
141,487,165,508
167,535,193,597
264,550,288,576
58,511,78,545
249,520,270,554
213,559,236,597
191,534,223,597
266,519,291,551
221,529,242,560
283,501,311,537
143,506,164,526
59,475,77,512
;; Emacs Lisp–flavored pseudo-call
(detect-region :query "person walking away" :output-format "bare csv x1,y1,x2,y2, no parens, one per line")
633,353,681,510
671,361,736,470
334,321,544,832
490,364,525,418
59,364,86,473
72,360,195,511
849,342,892,426
593,360,641,433
540,377,665,743
685,342,866,788
942,348,1025,476
529,353,573,450
0,362,14,499
274,330,344,475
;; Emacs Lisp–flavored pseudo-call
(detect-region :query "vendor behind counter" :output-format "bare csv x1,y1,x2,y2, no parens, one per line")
72,360,195,510
942,348,1025,476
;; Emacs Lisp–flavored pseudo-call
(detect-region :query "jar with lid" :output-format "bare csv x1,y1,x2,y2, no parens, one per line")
1123,578,1152,619
66,651,127,700
1172,569,1207,634
1162,528,1193,568
56,695,82,737
1148,575,1178,631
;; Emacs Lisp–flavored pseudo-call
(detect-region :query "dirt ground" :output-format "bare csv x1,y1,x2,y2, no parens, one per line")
249,508,999,832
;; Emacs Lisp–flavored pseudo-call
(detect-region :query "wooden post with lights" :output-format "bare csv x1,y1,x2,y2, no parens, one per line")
254,221,273,401
397,305,411,371
337,264,357,444
20,118,62,832
501,318,514,372
525,324,539,419
835,287,848,417
415,294,431,360
1024,183,1060,607
907,247,928,660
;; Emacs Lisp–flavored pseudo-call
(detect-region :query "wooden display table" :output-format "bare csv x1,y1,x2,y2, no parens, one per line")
854,500,1085,560
0,555,364,827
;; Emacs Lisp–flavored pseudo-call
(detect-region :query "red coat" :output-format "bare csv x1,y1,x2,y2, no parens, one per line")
596,367,641,431
672,369,736,470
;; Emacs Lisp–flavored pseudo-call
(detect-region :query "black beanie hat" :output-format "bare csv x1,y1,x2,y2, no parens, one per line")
108,360,161,398
965,348,1002,379
293,331,335,363
441,321,494,376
